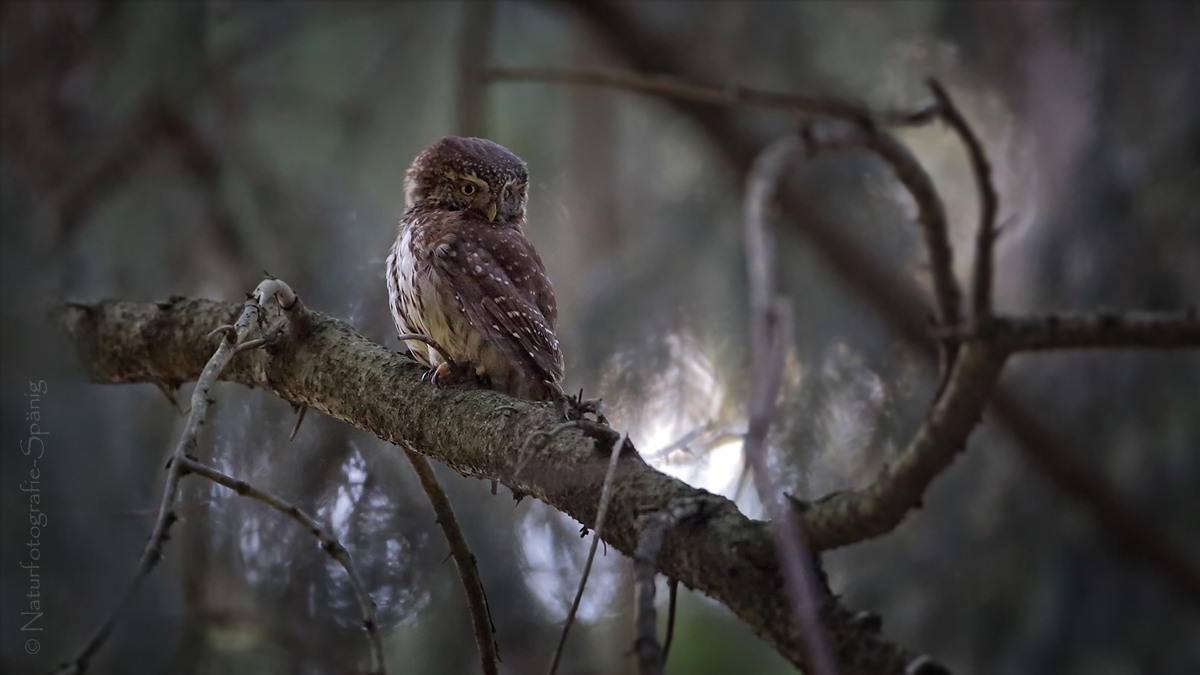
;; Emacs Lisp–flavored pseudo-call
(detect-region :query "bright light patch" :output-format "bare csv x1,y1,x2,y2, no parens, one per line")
517,504,624,623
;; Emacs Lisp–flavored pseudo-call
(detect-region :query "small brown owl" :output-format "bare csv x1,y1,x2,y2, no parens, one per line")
386,136,564,401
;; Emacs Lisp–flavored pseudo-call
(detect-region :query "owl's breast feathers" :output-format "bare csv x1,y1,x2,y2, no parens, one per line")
388,208,563,400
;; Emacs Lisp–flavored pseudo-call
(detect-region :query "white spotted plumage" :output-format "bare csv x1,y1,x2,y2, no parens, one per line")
387,136,564,401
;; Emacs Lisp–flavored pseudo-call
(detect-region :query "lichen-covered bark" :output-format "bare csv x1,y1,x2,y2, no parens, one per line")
59,297,938,674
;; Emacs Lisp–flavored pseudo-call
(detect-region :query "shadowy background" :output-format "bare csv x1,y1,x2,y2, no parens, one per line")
2,2,1198,674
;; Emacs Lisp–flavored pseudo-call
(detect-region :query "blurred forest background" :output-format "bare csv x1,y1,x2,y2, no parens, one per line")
2,1,1198,674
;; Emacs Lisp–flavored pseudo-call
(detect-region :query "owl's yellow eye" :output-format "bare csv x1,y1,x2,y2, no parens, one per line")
460,184,476,196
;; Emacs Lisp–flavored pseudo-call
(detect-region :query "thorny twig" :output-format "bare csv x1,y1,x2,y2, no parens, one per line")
53,278,318,674
548,432,628,675
178,457,385,674
52,278,386,675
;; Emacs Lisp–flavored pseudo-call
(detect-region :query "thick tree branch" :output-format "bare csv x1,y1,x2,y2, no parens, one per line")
953,313,1200,352
58,297,934,675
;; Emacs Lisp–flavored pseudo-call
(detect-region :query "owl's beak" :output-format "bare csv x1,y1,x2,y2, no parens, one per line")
486,202,498,222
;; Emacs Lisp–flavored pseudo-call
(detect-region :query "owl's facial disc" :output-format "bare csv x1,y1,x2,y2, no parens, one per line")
403,137,529,222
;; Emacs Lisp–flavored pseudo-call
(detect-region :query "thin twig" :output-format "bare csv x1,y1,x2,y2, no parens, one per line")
548,432,628,675
406,449,498,675
642,422,713,460
52,290,263,675
289,405,309,441
397,332,456,365
928,80,999,319
179,457,385,674
633,501,702,675
663,578,679,666
476,65,933,126
743,137,840,675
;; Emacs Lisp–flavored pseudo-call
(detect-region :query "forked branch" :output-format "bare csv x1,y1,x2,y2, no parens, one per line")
53,279,384,675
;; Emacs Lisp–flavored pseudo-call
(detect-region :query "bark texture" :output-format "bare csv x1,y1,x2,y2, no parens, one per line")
59,297,941,674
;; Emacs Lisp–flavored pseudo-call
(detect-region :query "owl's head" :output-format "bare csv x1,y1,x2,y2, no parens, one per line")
404,136,529,225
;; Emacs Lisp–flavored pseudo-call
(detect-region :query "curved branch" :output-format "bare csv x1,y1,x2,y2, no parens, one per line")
799,343,1007,550
928,80,999,319
549,0,1200,609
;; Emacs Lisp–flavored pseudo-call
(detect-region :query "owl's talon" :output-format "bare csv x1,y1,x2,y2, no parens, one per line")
428,360,475,389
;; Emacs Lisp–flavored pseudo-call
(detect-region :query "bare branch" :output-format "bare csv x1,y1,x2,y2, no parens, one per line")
549,432,627,675
744,137,839,675
52,278,374,675
406,449,498,675
476,66,931,126
633,501,702,675
928,80,1000,319
54,291,264,675
559,0,1200,625
947,312,1200,352
800,343,1007,551
801,121,963,361
179,457,385,674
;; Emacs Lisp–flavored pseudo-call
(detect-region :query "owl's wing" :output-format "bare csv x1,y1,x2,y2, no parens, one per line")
433,230,564,385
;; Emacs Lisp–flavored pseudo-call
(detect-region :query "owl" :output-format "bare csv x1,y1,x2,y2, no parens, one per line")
386,136,565,401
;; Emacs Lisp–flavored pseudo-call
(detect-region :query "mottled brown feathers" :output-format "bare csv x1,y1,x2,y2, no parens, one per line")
388,137,563,401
